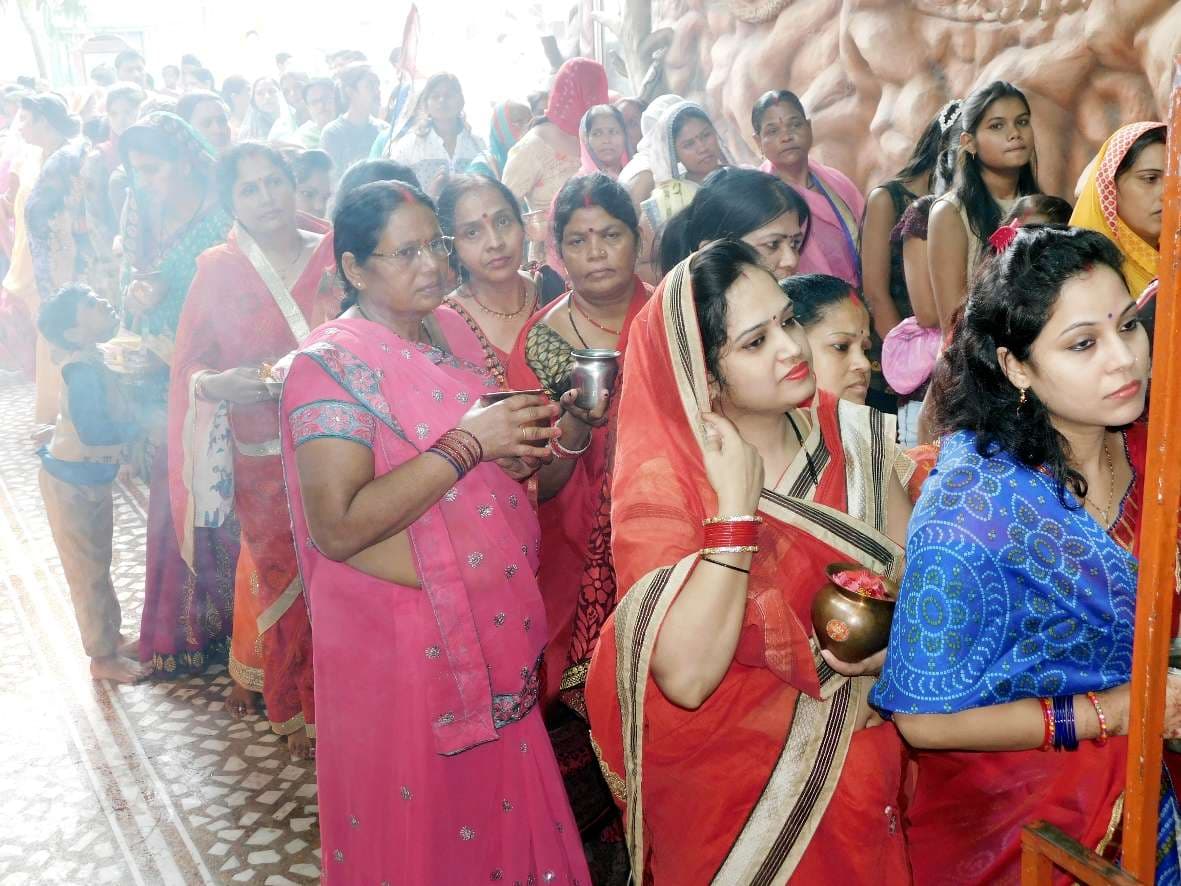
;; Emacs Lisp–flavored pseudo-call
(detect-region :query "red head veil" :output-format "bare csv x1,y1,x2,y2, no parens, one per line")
545,57,609,137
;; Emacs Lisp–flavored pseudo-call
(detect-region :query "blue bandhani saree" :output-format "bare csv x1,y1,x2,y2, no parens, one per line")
872,430,1179,885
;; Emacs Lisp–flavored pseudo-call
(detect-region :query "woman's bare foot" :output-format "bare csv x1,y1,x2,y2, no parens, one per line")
287,731,315,761
117,635,140,659
227,684,260,719
90,655,151,684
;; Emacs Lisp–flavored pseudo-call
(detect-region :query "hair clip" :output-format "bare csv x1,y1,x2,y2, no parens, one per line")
988,219,1021,254
938,99,963,135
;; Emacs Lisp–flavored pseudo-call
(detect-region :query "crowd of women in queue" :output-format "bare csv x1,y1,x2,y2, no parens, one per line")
5,47,1178,885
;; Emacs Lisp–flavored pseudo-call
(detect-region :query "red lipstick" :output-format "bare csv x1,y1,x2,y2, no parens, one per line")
1107,380,1143,400
784,362,811,383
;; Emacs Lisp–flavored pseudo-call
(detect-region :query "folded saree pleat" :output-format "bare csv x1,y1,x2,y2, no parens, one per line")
228,541,264,692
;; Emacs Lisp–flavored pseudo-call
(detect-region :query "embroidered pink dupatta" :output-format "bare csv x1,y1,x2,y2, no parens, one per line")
279,311,589,884
762,158,865,285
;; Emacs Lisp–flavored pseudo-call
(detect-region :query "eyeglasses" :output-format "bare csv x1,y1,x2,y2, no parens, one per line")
370,236,454,267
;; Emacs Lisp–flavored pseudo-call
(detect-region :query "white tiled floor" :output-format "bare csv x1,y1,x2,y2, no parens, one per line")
0,383,320,885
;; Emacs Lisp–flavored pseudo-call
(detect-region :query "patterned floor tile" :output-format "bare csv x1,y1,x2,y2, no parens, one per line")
0,383,320,884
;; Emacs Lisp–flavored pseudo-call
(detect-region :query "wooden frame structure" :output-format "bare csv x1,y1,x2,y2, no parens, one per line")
1021,55,1181,885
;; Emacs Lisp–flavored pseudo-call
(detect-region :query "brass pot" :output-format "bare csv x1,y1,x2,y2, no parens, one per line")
810,562,899,664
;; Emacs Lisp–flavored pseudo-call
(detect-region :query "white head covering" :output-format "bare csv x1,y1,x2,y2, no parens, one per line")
649,99,724,185
618,93,683,186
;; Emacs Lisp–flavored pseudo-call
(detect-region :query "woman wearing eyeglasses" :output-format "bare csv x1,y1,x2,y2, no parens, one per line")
278,179,591,883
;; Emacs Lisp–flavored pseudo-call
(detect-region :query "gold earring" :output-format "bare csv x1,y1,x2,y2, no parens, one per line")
1018,388,1027,410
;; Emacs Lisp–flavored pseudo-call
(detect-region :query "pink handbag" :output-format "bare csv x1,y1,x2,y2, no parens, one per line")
881,316,941,395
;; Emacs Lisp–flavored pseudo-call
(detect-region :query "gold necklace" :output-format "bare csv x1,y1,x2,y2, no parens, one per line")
355,302,434,347
570,292,622,335
467,281,531,319
1084,437,1116,526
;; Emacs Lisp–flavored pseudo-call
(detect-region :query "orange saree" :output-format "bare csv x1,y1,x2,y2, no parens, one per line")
585,257,915,884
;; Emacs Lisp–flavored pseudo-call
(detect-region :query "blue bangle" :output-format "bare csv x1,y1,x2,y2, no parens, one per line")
426,446,465,479
1052,695,1079,751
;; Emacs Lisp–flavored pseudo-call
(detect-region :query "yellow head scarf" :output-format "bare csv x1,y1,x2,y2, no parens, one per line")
1070,121,1167,298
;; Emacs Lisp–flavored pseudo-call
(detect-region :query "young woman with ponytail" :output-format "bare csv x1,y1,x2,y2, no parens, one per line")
927,81,1041,333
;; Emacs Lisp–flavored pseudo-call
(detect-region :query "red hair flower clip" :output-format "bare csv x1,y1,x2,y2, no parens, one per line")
988,220,1021,254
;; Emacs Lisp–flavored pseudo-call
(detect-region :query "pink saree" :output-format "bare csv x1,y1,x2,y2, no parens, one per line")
762,158,865,286
279,311,589,885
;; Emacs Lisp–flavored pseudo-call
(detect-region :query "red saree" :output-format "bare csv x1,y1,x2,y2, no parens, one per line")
505,276,651,708
278,312,589,884
168,217,339,736
584,257,914,884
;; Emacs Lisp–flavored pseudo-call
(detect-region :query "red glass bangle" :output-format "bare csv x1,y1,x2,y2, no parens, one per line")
551,434,590,460
1039,697,1055,751
431,432,480,476
702,522,760,549
450,428,484,463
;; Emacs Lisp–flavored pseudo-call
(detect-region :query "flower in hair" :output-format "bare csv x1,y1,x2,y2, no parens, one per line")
988,220,1021,254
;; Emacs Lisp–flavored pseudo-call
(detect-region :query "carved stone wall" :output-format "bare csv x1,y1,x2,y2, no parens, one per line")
651,0,1181,197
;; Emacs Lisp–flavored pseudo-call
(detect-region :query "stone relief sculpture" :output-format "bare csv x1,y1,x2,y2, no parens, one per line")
594,0,1181,196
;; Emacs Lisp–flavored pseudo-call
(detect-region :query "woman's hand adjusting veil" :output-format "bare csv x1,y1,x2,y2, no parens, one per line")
700,411,764,516
649,411,765,710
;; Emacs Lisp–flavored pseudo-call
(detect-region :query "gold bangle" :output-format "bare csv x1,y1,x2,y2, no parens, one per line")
700,545,759,555
702,515,763,526
1086,691,1108,746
